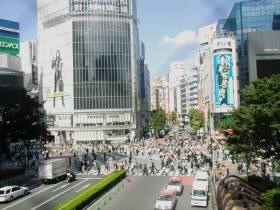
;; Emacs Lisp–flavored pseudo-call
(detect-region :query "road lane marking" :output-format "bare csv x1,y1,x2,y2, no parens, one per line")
31,179,88,210
76,184,90,193
77,178,101,180
1,183,61,210
52,184,68,192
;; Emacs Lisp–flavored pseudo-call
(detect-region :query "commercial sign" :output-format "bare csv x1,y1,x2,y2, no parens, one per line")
0,36,19,55
70,0,129,14
55,115,72,127
0,19,19,39
213,53,234,108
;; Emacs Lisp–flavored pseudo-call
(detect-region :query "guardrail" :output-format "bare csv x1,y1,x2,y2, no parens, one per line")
216,175,263,210
87,177,130,210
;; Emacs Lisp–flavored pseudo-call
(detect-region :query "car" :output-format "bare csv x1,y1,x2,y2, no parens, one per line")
154,189,176,210
0,186,29,202
194,171,209,188
191,181,208,207
166,177,184,195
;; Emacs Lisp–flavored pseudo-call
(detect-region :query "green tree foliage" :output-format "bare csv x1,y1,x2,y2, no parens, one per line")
170,111,177,124
149,109,166,137
219,115,234,130
188,108,204,132
261,188,280,210
0,88,48,155
227,75,280,165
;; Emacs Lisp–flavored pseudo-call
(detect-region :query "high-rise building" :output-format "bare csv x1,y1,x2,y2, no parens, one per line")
150,75,168,111
168,62,185,117
198,23,239,130
37,0,141,144
139,41,150,137
221,0,280,90
0,19,23,88
187,69,199,113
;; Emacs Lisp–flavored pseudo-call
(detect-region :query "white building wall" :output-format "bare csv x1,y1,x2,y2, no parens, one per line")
168,61,185,116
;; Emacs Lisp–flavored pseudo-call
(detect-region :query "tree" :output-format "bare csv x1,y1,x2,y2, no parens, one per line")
219,115,234,130
227,75,280,172
188,108,204,134
149,109,166,137
170,111,177,124
0,88,48,156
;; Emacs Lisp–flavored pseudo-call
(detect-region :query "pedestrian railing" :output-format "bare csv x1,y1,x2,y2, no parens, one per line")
88,177,129,210
216,175,263,210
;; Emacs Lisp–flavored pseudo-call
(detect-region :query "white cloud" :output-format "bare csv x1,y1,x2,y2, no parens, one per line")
161,30,198,46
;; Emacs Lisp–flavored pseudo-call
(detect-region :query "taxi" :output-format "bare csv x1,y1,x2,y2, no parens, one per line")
154,189,176,210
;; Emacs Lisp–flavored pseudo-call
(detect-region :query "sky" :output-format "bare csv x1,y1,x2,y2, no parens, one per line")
0,0,238,77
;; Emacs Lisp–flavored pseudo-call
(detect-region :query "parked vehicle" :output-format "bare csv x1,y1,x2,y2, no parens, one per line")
191,181,208,207
0,186,29,202
154,189,176,210
38,158,67,183
166,177,184,195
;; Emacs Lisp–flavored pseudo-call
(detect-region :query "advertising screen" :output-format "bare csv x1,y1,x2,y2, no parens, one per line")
213,53,234,107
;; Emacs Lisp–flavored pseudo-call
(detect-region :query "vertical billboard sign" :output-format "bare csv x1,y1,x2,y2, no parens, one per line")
213,53,234,108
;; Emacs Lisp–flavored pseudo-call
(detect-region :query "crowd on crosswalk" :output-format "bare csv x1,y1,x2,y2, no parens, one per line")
71,132,219,177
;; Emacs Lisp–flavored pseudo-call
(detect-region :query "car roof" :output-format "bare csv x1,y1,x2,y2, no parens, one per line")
192,181,208,190
195,171,208,178
159,189,175,196
169,177,181,182
0,186,18,190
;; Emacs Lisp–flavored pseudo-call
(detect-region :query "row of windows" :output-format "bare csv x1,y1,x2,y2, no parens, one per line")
73,20,133,110
74,97,132,109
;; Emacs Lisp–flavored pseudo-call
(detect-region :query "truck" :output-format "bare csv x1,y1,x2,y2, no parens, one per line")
38,158,67,183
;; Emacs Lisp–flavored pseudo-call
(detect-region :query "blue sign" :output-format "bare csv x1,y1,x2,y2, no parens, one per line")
0,19,19,39
213,54,234,107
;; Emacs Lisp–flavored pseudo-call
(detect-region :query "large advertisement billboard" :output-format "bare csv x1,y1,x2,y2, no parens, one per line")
0,36,19,55
213,53,234,108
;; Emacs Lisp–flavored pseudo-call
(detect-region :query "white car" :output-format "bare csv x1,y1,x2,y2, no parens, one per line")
0,186,29,202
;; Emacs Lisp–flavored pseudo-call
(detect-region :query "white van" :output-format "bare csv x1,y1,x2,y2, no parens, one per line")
194,171,209,185
191,181,208,207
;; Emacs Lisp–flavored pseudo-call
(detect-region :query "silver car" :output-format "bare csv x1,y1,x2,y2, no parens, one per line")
0,186,29,202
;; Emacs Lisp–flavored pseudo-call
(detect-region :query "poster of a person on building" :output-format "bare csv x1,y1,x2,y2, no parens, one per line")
214,54,234,107
52,50,65,107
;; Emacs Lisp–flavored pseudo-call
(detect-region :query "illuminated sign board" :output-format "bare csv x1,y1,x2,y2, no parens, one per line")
0,36,19,55
70,0,129,14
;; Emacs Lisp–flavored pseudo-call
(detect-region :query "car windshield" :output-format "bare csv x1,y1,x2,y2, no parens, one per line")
197,178,207,182
193,190,206,197
169,181,180,186
0,190,5,195
158,195,172,201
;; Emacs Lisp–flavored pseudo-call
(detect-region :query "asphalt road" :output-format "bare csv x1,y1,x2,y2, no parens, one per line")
98,176,211,210
0,175,102,210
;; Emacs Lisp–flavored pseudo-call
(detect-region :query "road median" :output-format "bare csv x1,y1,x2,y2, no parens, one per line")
53,170,126,210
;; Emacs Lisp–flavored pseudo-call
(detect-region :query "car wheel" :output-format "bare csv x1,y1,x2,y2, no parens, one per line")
9,196,14,202
24,190,28,195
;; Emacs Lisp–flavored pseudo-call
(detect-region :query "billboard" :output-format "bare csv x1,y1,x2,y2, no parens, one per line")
0,19,20,55
213,53,234,108
0,36,19,55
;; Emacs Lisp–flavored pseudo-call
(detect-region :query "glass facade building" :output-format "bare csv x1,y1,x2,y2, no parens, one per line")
220,0,280,90
37,0,141,144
